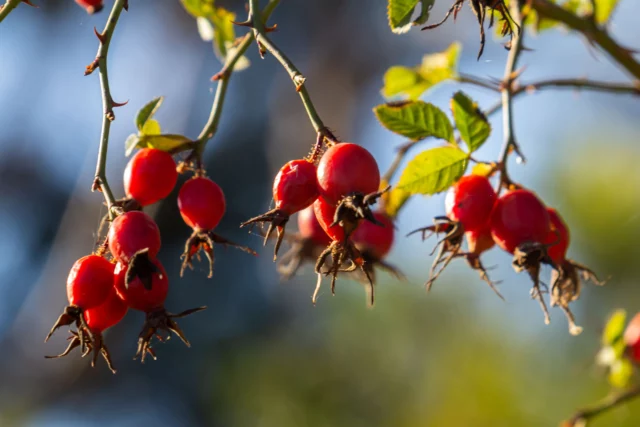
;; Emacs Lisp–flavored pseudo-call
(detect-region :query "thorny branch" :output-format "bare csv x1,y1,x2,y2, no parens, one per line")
563,385,640,427
86,0,128,219
191,0,281,165
246,0,337,144
0,0,32,24
496,0,526,191
529,0,640,81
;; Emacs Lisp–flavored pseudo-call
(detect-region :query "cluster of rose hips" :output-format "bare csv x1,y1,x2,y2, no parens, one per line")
409,173,604,335
242,139,398,306
45,148,254,373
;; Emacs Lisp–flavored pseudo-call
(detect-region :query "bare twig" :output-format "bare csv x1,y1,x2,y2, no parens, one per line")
564,386,640,427
87,0,127,219
248,0,337,142
530,0,640,81
458,73,501,92
496,0,526,191
192,0,281,163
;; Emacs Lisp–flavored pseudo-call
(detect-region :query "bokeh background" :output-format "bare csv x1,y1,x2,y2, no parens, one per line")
1,0,640,426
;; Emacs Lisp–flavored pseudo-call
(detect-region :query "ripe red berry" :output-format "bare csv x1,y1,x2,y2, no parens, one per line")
544,208,570,264
114,260,168,313
445,175,497,232
75,0,103,14
465,226,495,255
178,177,226,231
66,255,114,309
124,148,178,206
298,205,332,246
489,189,550,254
273,159,319,214
108,211,161,264
317,143,380,205
84,289,128,334
313,197,351,242
624,313,640,363
352,211,394,259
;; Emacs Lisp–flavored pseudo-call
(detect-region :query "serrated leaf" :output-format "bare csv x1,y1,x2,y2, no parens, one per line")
210,7,236,60
388,0,420,34
125,133,140,156
374,101,454,142
138,134,192,153
397,146,469,195
197,17,215,41
451,91,491,152
141,119,161,136
382,67,429,99
608,358,633,388
136,97,164,132
603,309,627,346
381,43,461,100
180,0,215,18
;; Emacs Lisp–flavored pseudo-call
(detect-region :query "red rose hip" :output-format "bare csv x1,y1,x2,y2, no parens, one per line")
108,211,161,264
178,177,226,231
445,175,497,233
124,148,178,206
317,143,380,205
490,189,550,254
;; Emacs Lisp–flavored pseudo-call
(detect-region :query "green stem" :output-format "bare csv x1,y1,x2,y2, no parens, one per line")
90,0,126,218
565,385,640,426
497,0,526,189
530,0,640,81
248,0,334,140
0,0,21,24
194,0,281,160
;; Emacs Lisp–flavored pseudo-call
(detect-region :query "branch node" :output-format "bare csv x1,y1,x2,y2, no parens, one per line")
84,58,100,76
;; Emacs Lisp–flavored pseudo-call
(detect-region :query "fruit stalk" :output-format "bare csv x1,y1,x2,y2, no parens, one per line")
564,385,640,427
193,0,281,161
90,0,127,218
496,0,525,191
248,0,336,143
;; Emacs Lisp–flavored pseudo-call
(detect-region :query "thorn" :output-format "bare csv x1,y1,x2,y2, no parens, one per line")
112,99,129,108
265,24,278,33
124,0,129,11
231,19,253,28
21,0,38,7
93,27,107,44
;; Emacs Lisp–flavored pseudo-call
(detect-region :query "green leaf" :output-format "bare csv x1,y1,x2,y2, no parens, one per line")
141,119,161,136
387,0,420,34
180,0,215,18
450,91,491,153
384,187,411,218
594,0,620,24
125,134,140,156
608,358,634,389
374,101,454,142
603,309,627,346
382,67,429,100
381,42,461,100
210,7,236,60
397,146,469,195
138,134,193,153
413,0,435,26
136,97,164,132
